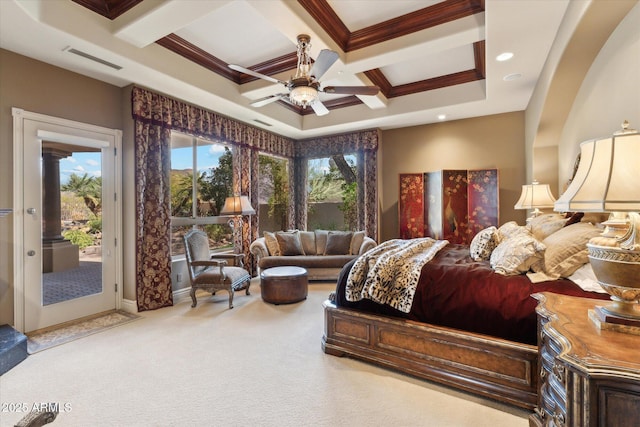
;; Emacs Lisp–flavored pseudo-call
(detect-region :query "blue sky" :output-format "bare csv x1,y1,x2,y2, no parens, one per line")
59,152,101,185
171,143,228,172
58,146,354,184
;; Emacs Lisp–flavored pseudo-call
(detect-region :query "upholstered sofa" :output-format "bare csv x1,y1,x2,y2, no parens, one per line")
250,230,376,281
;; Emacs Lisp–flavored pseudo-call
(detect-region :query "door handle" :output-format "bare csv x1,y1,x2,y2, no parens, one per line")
27,250,36,256
27,208,36,215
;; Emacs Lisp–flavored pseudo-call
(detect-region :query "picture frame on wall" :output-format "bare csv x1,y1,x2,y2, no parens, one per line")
398,173,424,239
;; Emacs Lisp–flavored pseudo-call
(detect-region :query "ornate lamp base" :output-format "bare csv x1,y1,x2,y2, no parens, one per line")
587,240,640,332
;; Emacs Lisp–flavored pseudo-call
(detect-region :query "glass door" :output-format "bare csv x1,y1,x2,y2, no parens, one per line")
20,117,120,333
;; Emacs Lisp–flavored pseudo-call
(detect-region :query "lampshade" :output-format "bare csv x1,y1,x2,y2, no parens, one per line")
220,195,255,216
554,132,640,212
514,181,557,210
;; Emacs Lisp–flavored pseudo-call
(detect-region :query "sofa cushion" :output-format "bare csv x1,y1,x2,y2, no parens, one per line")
275,231,304,256
350,231,365,255
259,255,357,270
314,230,329,255
325,231,353,255
263,231,281,256
299,231,316,255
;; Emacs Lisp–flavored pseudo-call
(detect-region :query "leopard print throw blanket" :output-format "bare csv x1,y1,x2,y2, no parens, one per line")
345,238,449,313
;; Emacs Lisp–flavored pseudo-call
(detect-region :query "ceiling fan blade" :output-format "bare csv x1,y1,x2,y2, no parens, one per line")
311,100,329,116
323,85,380,96
251,94,287,107
310,49,339,79
229,64,287,85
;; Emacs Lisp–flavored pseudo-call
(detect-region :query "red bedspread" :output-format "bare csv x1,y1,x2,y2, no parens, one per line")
335,243,609,345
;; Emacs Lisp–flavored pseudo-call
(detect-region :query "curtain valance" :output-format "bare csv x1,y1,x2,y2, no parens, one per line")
131,86,295,157
295,129,379,157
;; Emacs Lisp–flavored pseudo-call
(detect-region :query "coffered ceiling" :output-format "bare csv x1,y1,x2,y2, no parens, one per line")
0,0,571,139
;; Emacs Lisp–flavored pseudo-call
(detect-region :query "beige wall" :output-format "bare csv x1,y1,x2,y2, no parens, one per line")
0,49,123,325
557,2,640,189
525,0,638,194
379,112,526,242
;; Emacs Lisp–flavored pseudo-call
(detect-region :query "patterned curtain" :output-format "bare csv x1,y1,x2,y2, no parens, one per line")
294,129,380,241
131,86,294,310
133,118,173,311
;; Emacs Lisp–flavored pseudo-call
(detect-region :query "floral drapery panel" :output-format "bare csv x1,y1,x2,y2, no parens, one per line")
294,129,380,241
133,119,173,311
131,86,294,310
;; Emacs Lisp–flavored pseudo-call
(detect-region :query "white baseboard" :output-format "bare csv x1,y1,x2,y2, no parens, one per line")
119,299,138,314
172,287,193,305
118,287,210,313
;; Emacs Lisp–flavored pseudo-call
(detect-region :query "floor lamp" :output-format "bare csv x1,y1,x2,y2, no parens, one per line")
221,195,256,254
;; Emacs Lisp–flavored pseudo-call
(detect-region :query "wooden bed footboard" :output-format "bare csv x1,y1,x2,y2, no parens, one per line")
322,300,538,411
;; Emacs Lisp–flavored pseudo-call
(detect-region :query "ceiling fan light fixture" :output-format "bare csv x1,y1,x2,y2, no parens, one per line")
290,85,318,108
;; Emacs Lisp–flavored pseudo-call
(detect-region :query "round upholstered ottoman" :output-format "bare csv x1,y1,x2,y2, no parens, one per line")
260,266,308,304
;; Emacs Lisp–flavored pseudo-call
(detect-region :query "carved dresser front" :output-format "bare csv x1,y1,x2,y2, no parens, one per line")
530,292,640,427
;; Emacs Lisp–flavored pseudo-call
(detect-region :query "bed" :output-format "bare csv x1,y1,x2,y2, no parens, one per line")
322,216,610,410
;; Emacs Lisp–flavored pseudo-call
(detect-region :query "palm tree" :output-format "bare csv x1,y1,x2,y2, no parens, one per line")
61,173,102,216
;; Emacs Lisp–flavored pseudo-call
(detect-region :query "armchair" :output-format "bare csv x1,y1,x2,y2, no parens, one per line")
183,229,251,309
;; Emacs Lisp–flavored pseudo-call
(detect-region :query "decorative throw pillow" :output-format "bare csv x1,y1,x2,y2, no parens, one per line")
299,231,316,255
532,222,601,279
526,213,568,241
324,231,353,255
490,232,546,276
350,231,365,255
263,231,281,256
314,230,329,255
469,226,498,261
497,221,529,242
564,212,584,227
275,230,304,256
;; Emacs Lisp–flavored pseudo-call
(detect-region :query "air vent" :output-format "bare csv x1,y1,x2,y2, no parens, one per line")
253,119,272,127
64,47,123,70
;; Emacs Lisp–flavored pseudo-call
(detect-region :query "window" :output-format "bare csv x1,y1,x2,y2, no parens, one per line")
307,154,357,230
258,154,289,234
170,133,234,256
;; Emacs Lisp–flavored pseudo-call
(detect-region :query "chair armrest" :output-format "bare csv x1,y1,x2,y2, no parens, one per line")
359,237,377,255
191,260,227,267
211,253,245,267
250,238,269,260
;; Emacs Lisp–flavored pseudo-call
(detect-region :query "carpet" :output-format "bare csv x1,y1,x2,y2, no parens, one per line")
27,310,139,354
2,282,529,426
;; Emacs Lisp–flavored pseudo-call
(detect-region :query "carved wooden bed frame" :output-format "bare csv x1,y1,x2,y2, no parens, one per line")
322,300,538,411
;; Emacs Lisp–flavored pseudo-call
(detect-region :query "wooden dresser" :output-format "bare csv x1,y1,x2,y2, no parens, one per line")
530,292,640,427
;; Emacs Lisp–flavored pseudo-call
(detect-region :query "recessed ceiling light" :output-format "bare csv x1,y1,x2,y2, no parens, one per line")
496,52,514,62
437,114,447,121
503,73,522,81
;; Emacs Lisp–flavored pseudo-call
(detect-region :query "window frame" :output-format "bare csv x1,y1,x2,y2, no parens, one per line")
169,132,233,259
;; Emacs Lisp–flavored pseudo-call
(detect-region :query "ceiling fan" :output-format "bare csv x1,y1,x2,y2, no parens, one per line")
229,34,380,116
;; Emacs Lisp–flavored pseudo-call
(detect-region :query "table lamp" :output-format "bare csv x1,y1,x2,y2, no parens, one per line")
554,121,640,331
514,180,557,221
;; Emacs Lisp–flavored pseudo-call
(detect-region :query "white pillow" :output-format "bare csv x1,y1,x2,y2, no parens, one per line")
469,226,498,261
497,221,529,242
490,232,546,276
